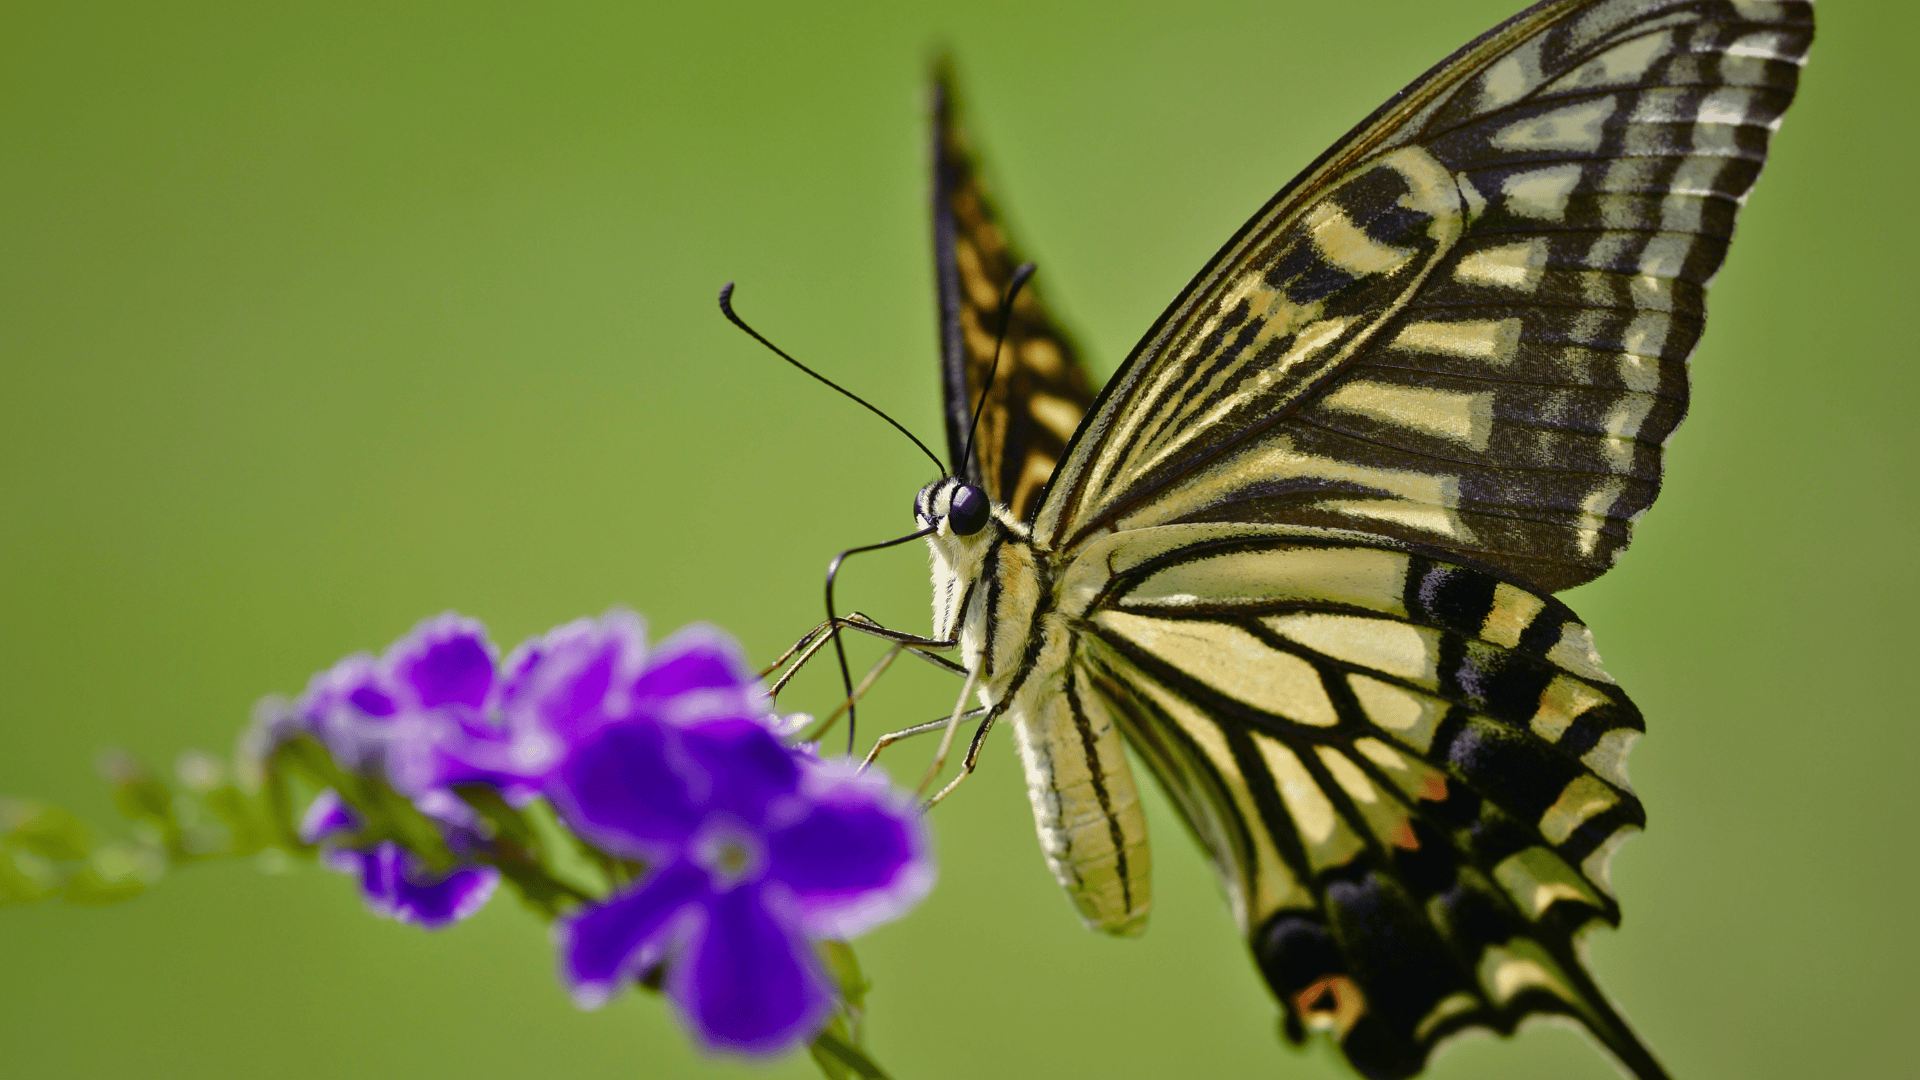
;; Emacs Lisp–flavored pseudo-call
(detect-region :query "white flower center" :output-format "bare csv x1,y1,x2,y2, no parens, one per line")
691,822,764,891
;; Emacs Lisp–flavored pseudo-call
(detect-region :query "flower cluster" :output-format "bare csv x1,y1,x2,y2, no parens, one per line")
255,610,933,1055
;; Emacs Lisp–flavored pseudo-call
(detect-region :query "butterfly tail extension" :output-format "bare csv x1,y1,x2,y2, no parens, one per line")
1061,524,1656,1077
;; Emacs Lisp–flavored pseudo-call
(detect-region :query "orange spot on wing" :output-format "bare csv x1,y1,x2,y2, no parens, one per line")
1293,976,1368,1037
1418,774,1449,802
1391,819,1420,849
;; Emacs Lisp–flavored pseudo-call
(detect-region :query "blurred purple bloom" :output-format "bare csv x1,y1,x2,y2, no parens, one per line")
256,613,563,802
499,612,770,748
256,613,545,929
252,607,938,1042
551,706,934,1055
299,789,499,929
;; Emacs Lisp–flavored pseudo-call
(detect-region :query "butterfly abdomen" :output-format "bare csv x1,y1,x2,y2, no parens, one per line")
994,546,1155,937
1000,612,1154,937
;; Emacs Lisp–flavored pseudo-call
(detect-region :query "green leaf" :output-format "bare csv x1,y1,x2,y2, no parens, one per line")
262,754,303,851
62,843,160,906
201,785,272,856
809,1026,892,1080
808,1016,856,1080
518,798,618,897
447,791,610,918
484,857,583,919
0,845,59,902
100,751,181,848
270,737,455,870
453,784,541,853
4,803,93,862
819,940,870,1010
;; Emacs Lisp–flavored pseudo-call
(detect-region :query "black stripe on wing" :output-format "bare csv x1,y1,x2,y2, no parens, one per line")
1035,0,1812,594
1073,533,1661,1079
931,64,1099,522
1275,4,1813,590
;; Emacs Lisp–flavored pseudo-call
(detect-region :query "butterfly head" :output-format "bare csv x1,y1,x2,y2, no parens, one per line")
914,476,995,539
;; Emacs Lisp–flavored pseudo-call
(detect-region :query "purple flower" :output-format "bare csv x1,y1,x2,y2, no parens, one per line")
299,789,499,929
550,712,933,1055
258,613,564,798
499,612,770,748
260,614,540,928
250,606,939,1041
279,614,503,795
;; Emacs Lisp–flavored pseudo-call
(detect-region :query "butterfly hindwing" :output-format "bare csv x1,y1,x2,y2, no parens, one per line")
1035,0,1812,592
932,66,1099,522
1063,524,1651,1078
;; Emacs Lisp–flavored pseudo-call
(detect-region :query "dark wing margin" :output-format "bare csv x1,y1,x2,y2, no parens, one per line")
1034,0,1813,592
932,63,1099,523
1073,529,1662,1079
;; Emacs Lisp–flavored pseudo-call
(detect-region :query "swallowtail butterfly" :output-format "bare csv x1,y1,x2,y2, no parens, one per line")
784,3,1812,1077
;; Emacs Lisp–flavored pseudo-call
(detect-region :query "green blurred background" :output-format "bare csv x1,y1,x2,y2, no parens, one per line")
2,1,1912,1077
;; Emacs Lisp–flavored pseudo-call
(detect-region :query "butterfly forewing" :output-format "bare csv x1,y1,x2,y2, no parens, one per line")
932,67,1099,522
1063,524,1652,1076
1035,0,1812,592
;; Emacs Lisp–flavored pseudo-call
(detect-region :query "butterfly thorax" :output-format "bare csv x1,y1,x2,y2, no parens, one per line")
914,476,1037,681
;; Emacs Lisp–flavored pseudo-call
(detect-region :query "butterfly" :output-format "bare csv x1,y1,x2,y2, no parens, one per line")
762,2,1813,1078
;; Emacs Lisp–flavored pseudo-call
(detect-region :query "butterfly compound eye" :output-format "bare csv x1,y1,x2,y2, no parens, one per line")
948,484,991,536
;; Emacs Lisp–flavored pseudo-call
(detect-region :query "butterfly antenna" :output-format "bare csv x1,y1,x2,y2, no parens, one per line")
720,283,946,475
958,261,1036,478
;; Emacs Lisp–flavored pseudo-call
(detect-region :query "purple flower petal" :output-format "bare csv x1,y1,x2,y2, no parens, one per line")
348,684,399,716
500,609,649,745
298,789,362,845
632,625,766,725
495,637,548,713
549,717,704,859
321,845,366,876
557,859,709,1009
381,717,460,798
672,884,832,1056
766,761,934,939
346,841,499,929
410,788,492,854
679,717,801,828
431,711,563,799
296,652,439,789
388,614,496,710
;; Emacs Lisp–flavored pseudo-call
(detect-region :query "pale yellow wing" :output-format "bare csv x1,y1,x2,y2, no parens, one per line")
1035,0,1813,592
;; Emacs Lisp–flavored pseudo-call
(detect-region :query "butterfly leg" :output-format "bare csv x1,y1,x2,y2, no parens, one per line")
767,613,960,697
859,705,987,769
796,642,906,744
923,699,1006,809
916,666,981,794
837,611,958,658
